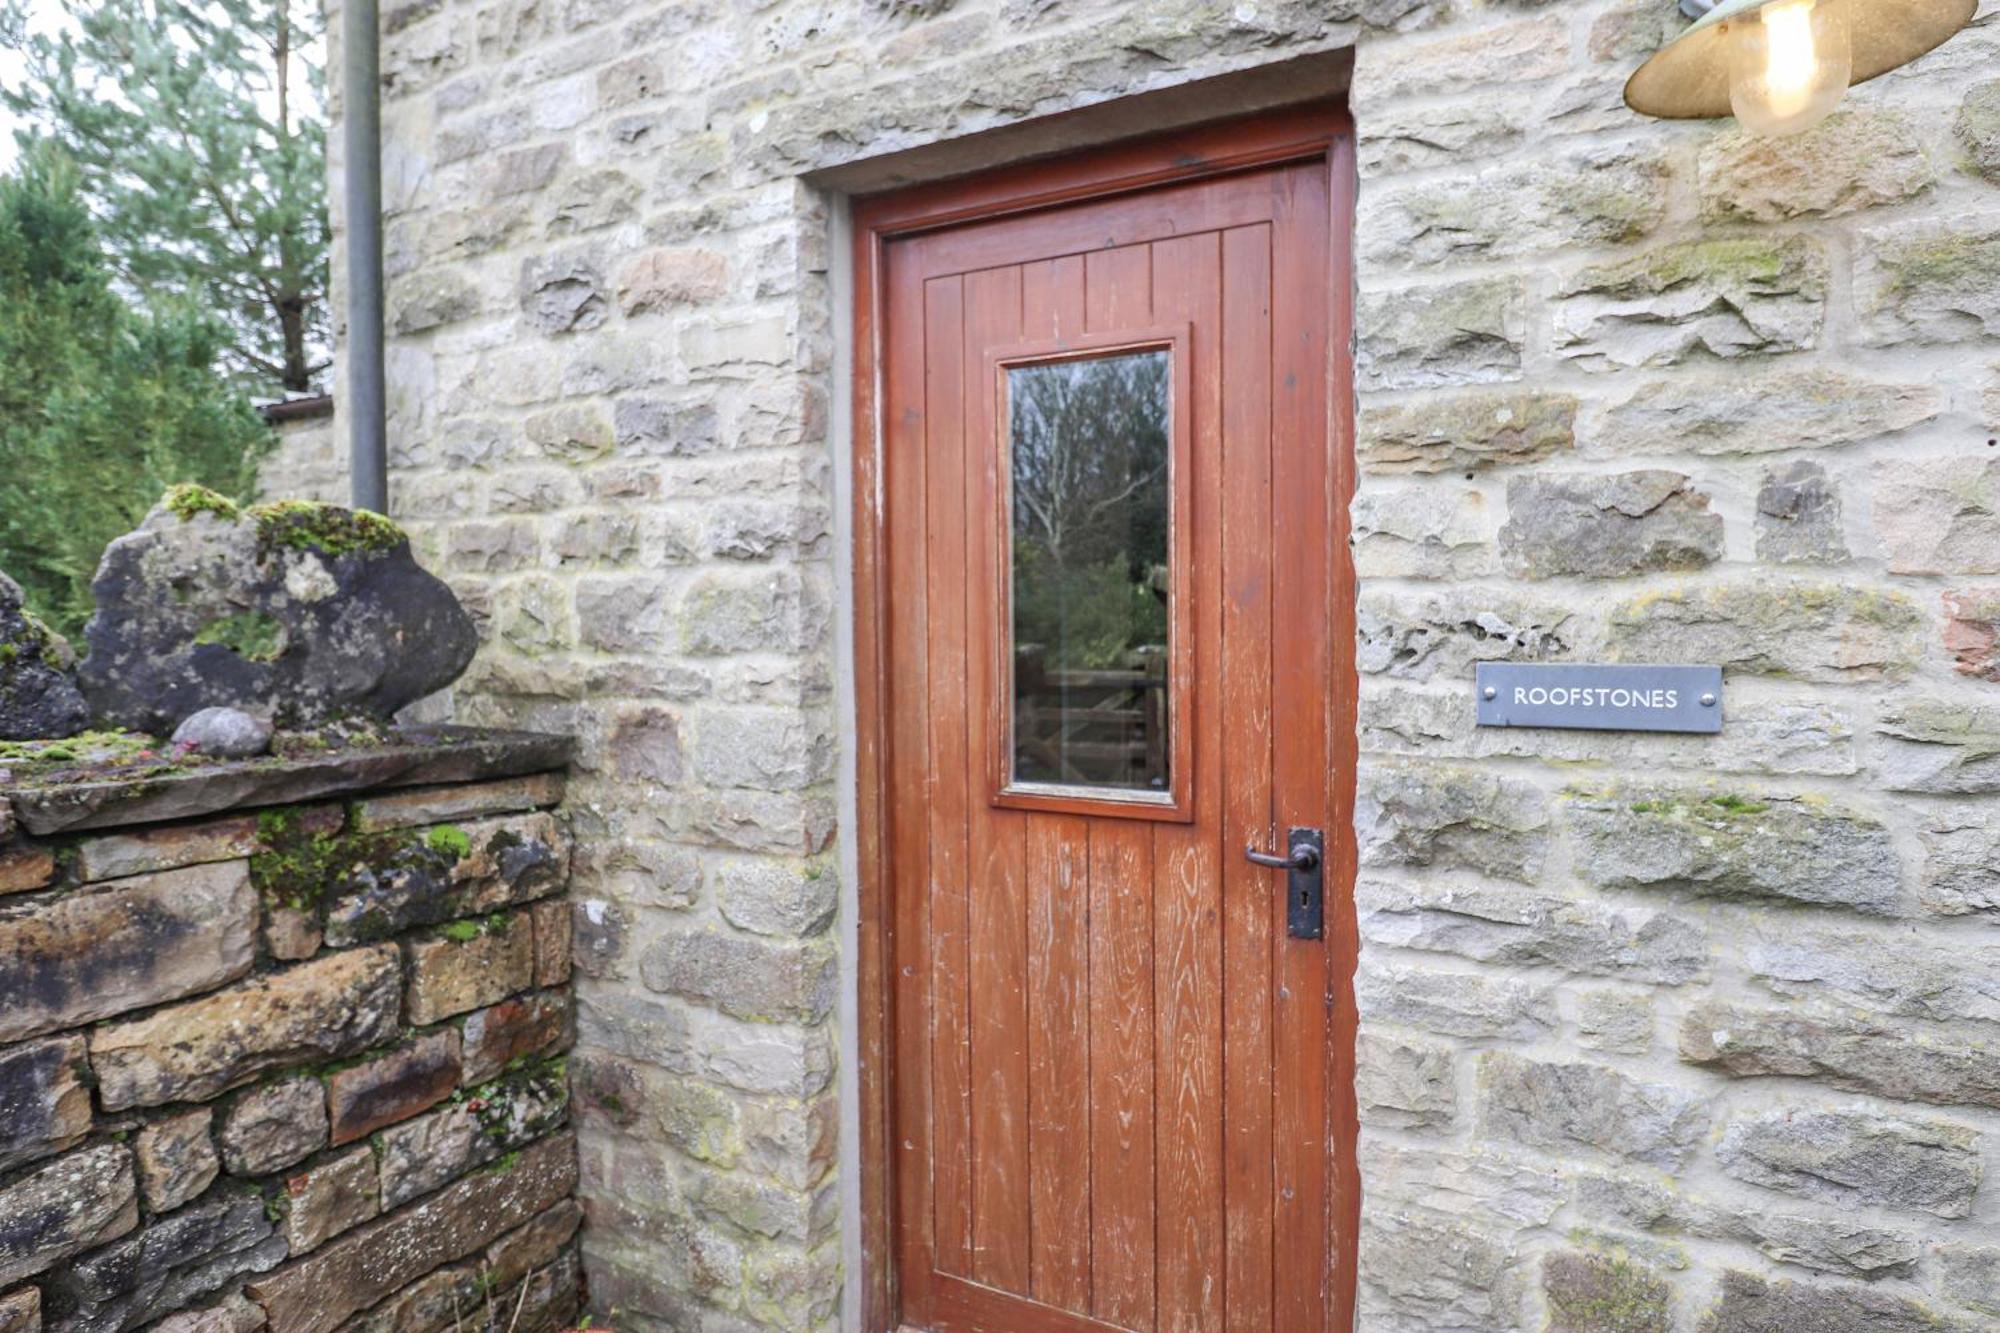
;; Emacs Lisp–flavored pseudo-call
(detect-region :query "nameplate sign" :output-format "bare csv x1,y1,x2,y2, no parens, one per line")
1475,663,1723,734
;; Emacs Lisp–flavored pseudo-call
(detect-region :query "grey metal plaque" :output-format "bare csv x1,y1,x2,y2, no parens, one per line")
1475,663,1723,734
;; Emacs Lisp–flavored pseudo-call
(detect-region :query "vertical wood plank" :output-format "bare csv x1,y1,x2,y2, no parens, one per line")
1149,231,1226,1333
1271,168,1334,1333
963,263,1032,1295
1218,221,1277,1333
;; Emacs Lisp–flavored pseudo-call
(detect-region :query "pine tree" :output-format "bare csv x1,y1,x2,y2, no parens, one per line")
0,146,271,638
0,0,329,396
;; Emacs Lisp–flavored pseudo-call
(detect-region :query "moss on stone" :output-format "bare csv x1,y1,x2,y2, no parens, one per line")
250,499,405,558
1882,230,2000,297
424,824,473,858
193,610,287,663
162,483,243,523
1545,1250,1672,1333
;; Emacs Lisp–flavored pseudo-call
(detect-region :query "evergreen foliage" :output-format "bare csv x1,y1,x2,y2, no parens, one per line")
0,146,271,640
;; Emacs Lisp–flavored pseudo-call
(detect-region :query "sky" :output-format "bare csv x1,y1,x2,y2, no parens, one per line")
0,0,72,170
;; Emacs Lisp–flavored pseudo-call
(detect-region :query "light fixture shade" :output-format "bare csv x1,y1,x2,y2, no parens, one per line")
1626,0,1975,118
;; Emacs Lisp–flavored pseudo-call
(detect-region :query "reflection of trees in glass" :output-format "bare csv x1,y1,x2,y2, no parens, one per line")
1009,351,1168,671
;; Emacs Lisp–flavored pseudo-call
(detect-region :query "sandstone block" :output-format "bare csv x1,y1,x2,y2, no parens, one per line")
637,929,836,1024
0,1289,34,1333
482,1199,582,1293
1356,762,1549,882
1858,219,2000,345
1875,697,2000,795
1873,456,2000,574
1682,1001,2000,1112
1699,111,1931,222
0,860,257,1044
1575,989,1653,1054
1718,1107,1981,1217
1604,579,1924,682
1958,80,2000,181
1358,15,1567,101
1747,923,2000,1022
1359,97,1527,176
221,1076,328,1176
406,913,535,1025
1357,962,1553,1041
1358,588,1579,682
281,1146,379,1255
1357,390,1575,474
616,247,728,315
74,813,301,883
1755,459,1846,563
612,397,720,458
90,945,401,1110
1554,236,1826,371
244,1131,577,1333
1923,809,2000,917
0,842,54,896
0,1034,90,1174
262,905,320,962
1735,1211,1921,1281
1354,1032,1456,1130
1358,1211,1521,1332
327,1029,461,1145
147,1292,265,1333
349,773,564,832
1361,1141,1562,1228
0,1144,137,1287
1479,1051,1705,1168
531,896,572,987
714,856,837,939
48,1192,285,1332
320,811,570,947
462,990,568,1085
1358,878,1706,984
1499,471,1721,578
693,707,833,792
1944,589,2000,681
1355,277,1525,391
1698,1270,1973,1333
599,704,685,786
1589,367,1938,459
1350,488,1495,580
1544,1251,1671,1333
576,577,670,653
1562,787,1902,913
135,1108,218,1214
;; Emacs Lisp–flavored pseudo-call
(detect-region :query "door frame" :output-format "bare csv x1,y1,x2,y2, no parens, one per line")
848,103,1359,1332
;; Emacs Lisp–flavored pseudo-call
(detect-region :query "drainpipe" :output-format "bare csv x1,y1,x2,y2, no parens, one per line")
342,0,388,516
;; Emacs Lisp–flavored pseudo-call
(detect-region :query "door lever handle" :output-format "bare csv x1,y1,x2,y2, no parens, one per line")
1244,827,1325,940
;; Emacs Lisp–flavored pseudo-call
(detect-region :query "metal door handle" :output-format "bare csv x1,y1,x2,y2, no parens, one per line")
1244,827,1324,940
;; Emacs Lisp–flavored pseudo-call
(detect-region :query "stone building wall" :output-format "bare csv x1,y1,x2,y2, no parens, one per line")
299,0,2000,1327
0,745,579,1332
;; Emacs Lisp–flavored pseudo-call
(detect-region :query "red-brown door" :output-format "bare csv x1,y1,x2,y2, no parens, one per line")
870,112,1357,1333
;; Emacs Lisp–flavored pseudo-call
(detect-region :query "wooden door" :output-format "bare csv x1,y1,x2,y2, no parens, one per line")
864,110,1357,1333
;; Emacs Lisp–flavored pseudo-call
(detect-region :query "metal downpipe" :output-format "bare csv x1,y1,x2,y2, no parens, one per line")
342,0,388,516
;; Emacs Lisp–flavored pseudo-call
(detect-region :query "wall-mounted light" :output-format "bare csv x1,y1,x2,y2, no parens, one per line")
1626,0,1975,135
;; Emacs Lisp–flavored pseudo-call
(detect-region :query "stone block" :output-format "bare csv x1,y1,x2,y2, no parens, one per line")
1575,989,1653,1055
1681,1001,2000,1113
381,1057,567,1211
280,1146,379,1255
1357,390,1575,474
482,1199,582,1292
1875,697,2000,795
0,1289,34,1333
326,1029,462,1145
1358,879,1706,984
1354,1032,1456,1130
462,990,569,1085
1358,15,1568,101
221,1076,327,1176
531,896,572,987
1554,236,1826,371
1699,111,1932,222
135,1108,218,1213
0,842,54,896
0,1034,90,1174
1562,787,1903,913
1747,923,2000,1022
1357,1210,1522,1332
1355,277,1525,391
1604,579,1924,682
1718,1107,1981,1217
637,928,836,1024
1359,97,1527,176
147,1292,265,1332
1958,80,2000,181
612,397,720,458
1941,1245,2000,1317
321,811,571,947
349,773,564,832
1589,368,1938,459
1357,963,1553,1041
518,251,607,334
405,913,536,1025
1697,1270,1973,1333
615,247,728,315
1922,809,2000,916
1478,1052,1706,1169
47,1193,285,1332
1361,1141,1562,1228
1943,589,2000,681
678,568,824,657
714,855,837,939
576,578,670,653
692,707,833,792
1873,456,2000,574
1543,1251,1672,1333
0,860,258,1044
1755,460,1846,563
1499,471,1721,578
1350,487,1495,580
262,903,319,962
1356,762,1549,882
90,945,402,1111
598,704,685,786
244,1131,577,1333
1858,219,2000,345
1358,588,1579,682
0,1144,137,1287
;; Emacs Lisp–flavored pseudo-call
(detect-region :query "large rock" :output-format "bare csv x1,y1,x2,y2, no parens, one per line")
1498,471,1721,578
77,492,477,733
0,571,87,741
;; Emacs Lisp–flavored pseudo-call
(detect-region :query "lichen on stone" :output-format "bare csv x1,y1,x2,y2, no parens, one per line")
192,611,287,664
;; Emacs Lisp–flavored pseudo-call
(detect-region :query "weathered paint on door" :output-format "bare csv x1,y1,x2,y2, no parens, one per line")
876,122,1359,1333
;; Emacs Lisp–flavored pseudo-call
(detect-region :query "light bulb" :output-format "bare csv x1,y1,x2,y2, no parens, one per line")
1725,0,1853,136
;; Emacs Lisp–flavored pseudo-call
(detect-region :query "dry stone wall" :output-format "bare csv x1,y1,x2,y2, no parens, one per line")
0,753,580,1332
295,0,2000,1327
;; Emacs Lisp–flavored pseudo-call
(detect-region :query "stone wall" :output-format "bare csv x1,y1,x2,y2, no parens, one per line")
297,0,2000,1327
0,743,580,1332
256,398,347,507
